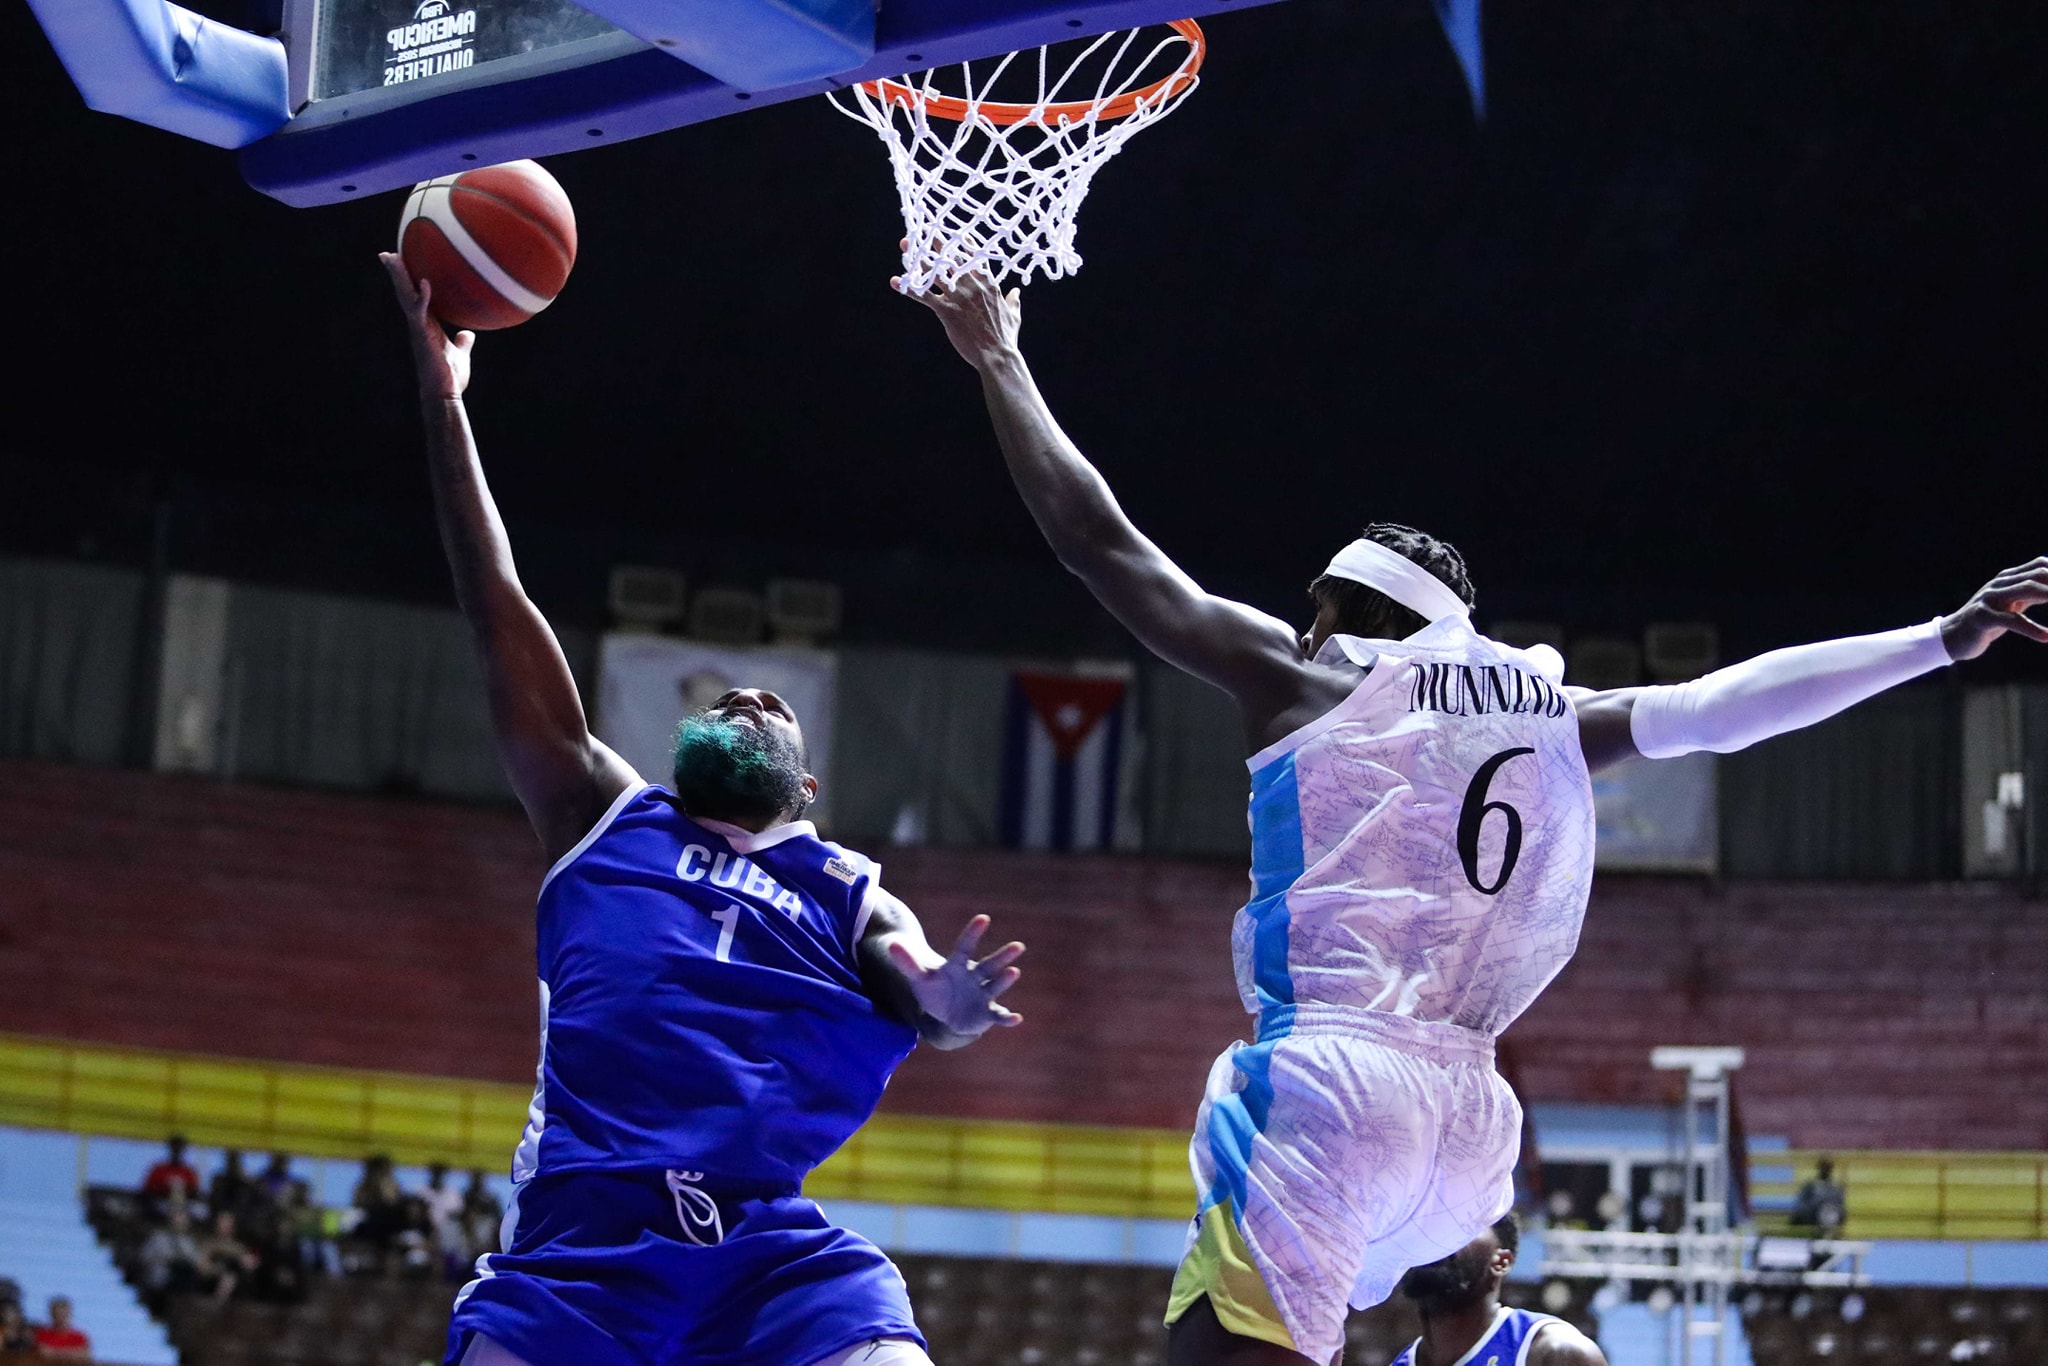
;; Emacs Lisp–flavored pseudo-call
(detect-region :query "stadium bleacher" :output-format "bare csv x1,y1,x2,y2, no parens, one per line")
2,756,2042,1151
80,1212,1600,1366
1,732,2043,1366
1741,1287,2048,1365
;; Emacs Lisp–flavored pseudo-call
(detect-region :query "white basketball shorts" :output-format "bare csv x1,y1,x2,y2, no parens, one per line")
1164,1004,1522,1364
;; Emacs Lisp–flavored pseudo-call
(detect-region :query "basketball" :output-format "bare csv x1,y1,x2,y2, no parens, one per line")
397,159,576,331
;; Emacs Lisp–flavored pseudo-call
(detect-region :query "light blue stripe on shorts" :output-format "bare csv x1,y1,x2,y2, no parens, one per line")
1199,751,1303,1220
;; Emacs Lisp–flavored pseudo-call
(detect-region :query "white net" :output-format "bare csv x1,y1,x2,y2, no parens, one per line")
829,23,1203,293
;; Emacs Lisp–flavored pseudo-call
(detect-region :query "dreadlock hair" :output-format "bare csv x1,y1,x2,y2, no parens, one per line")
1307,522,1477,642
1491,1210,1521,1255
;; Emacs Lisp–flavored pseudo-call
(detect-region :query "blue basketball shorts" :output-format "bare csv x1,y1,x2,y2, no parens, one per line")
445,1168,923,1366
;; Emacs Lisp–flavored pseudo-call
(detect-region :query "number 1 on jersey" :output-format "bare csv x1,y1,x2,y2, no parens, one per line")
710,905,739,962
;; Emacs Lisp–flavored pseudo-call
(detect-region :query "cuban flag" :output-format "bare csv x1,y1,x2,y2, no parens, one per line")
999,672,1128,851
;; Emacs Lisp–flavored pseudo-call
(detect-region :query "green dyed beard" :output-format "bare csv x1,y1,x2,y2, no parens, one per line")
671,713,806,825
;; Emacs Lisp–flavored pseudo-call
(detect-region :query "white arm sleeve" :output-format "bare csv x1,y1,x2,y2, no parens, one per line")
1629,618,1952,760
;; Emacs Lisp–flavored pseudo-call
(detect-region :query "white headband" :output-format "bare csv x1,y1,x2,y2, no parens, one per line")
1323,539,1471,624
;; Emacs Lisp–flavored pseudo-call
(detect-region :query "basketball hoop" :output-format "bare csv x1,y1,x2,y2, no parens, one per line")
830,21,1205,292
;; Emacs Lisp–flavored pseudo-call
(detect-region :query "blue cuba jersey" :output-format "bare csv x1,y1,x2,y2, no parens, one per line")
1391,1308,1566,1366
511,784,919,1188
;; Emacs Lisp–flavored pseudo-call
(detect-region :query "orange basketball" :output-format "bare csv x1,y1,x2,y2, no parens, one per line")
397,160,577,331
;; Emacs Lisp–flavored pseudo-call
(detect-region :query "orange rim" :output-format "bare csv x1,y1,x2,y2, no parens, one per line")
861,19,1204,126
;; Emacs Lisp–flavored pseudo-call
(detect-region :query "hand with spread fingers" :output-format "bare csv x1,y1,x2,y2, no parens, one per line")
380,251,475,401
897,259,1022,372
884,914,1025,1042
1940,558,2048,660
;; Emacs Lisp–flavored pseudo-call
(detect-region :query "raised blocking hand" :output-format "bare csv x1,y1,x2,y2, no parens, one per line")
896,256,1022,372
1940,557,2048,661
885,913,1025,1041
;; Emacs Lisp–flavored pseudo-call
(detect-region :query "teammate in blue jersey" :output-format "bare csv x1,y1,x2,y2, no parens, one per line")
382,256,1026,1366
1392,1217,1604,1366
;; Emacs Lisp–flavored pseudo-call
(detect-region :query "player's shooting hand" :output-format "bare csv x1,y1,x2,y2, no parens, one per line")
897,258,1022,371
885,914,1025,1043
380,252,475,400
1940,557,2048,660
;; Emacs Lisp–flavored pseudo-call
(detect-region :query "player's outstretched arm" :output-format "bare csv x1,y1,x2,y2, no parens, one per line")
381,254,637,861
905,271,1306,716
858,898,1024,1050
1574,557,2048,770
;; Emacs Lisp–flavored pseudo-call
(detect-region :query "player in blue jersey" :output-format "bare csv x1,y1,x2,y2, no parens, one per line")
1392,1216,1605,1366
381,256,1026,1366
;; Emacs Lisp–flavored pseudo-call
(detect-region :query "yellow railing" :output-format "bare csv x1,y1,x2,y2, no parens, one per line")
0,1033,1194,1219
812,1113,1191,1219
0,1033,528,1170
17,1033,2039,1238
1751,1150,2048,1241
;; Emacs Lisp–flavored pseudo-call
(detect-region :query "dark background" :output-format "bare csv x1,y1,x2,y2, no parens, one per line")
5,0,2044,665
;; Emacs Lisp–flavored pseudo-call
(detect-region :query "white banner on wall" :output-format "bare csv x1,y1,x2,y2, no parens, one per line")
593,634,839,827
1592,752,1717,873
153,575,231,775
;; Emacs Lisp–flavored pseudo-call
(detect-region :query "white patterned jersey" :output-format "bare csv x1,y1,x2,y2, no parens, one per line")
1232,617,1596,1037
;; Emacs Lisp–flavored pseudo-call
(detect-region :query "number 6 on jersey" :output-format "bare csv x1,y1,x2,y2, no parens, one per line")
1458,747,1534,895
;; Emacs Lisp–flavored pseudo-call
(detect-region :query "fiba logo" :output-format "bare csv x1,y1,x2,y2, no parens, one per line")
385,0,479,85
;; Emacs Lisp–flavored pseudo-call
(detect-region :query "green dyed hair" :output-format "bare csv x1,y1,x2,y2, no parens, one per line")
670,712,809,822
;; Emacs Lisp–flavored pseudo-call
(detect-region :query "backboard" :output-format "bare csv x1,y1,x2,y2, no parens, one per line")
246,0,1298,207
30,0,1482,209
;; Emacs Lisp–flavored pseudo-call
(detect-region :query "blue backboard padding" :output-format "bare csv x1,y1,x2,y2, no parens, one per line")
26,0,289,149
576,0,873,91
241,0,1294,208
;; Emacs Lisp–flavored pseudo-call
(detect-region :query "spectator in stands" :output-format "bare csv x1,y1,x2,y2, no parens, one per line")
422,1163,466,1278
461,1169,500,1226
141,1134,200,1216
351,1154,407,1249
1791,1158,1848,1235
250,1200,309,1304
0,1301,36,1353
136,1206,206,1309
282,1179,339,1277
196,1211,261,1303
208,1149,259,1227
460,1169,502,1267
30,1297,90,1360
256,1152,295,1205
395,1195,438,1276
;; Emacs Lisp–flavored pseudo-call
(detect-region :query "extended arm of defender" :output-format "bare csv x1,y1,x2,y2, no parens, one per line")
858,898,1024,1050
908,272,1304,709
1574,557,2048,770
381,254,636,862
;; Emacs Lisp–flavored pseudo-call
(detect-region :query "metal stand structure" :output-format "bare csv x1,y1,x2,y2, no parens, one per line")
1657,1046,1745,1366
1537,1047,1869,1366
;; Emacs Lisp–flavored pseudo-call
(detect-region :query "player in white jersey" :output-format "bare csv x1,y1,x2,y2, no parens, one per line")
910,270,2048,1366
